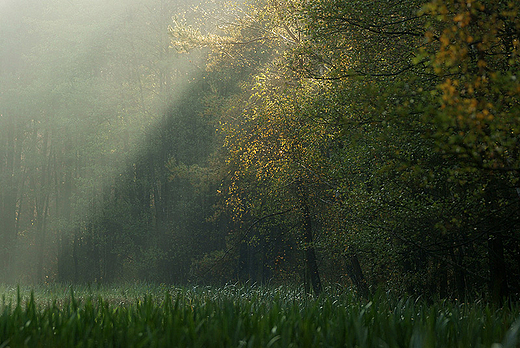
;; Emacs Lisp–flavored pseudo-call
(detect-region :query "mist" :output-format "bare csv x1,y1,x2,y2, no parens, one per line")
0,0,209,284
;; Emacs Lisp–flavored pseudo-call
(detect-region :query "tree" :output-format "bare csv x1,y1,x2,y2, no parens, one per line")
420,0,520,302
170,0,330,293
168,0,520,300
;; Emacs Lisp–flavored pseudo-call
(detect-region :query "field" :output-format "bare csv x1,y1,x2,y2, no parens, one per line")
1,284,519,347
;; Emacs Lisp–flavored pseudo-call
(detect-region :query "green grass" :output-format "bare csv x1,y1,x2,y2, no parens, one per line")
0,283,519,347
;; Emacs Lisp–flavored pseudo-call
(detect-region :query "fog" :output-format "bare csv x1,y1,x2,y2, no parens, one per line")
0,0,207,283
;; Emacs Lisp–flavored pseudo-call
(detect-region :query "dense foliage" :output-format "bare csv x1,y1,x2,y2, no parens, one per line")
168,0,520,302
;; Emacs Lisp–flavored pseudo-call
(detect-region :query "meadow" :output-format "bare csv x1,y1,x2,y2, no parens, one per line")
0,283,519,347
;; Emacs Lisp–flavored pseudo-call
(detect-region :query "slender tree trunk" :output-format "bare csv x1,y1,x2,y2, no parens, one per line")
0,116,22,281
239,241,248,282
36,132,52,283
297,182,322,296
73,229,80,283
485,176,509,304
303,258,311,294
345,254,370,298
438,260,448,299
450,247,466,301
488,232,508,304
36,193,50,283
57,144,75,282
260,232,268,284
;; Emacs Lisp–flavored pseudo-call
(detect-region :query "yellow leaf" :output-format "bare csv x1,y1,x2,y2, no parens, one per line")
453,14,464,22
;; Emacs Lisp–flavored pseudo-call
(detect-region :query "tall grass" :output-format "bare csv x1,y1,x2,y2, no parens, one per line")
0,283,519,347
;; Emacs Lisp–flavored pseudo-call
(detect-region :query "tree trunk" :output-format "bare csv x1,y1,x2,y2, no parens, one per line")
36,132,52,283
438,260,448,299
0,115,23,282
485,176,510,305
488,232,508,305
73,229,80,283
298,183,322,296
346,254,370,298
450,247,466,301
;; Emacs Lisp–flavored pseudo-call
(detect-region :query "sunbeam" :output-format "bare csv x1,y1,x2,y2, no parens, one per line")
0,0,205,283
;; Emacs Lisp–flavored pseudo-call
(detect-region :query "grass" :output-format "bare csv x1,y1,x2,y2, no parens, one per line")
0,283,519,347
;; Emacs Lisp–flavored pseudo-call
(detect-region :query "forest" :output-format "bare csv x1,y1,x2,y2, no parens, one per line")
1,0,519,306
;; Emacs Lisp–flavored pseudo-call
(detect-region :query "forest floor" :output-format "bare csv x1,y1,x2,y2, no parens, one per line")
0,283,519,347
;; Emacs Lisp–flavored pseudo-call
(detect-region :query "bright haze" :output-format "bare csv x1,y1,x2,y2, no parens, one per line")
0,0,203,283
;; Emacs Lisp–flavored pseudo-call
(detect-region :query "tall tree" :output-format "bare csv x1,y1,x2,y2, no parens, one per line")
420,0,520,302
